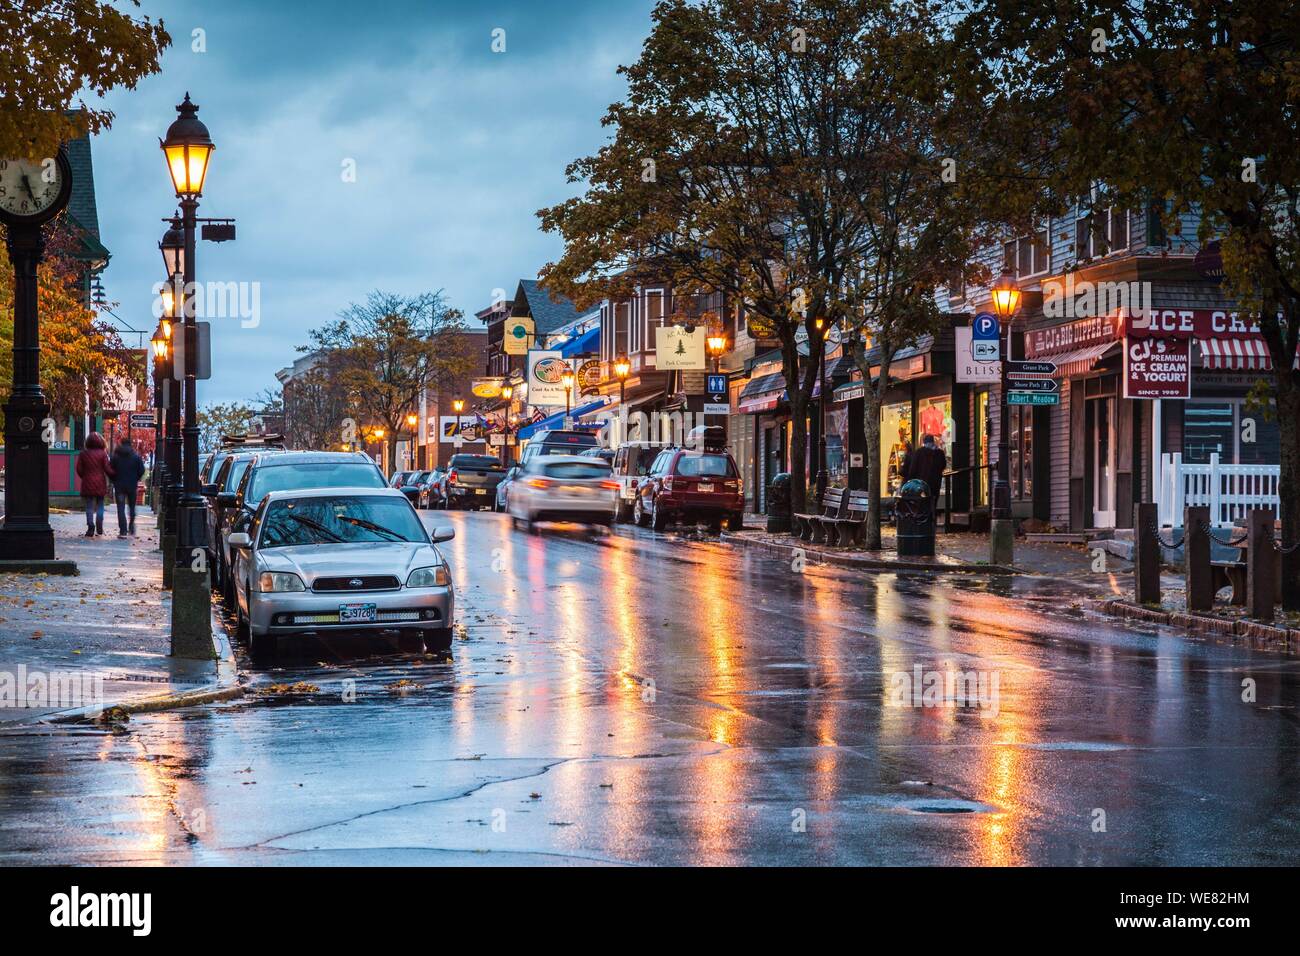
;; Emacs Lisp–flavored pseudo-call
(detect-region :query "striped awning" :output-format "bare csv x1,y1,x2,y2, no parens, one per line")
1044,341,1117,378
1197,336,1293,370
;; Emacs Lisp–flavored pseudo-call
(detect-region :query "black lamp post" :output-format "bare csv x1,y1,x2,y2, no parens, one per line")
989,267,1022,520
812,317,829,507
561,367,575,419
160,93,216,656
158,218,184,552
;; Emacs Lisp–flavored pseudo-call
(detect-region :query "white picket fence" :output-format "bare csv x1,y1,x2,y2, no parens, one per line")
1157,452,1281,527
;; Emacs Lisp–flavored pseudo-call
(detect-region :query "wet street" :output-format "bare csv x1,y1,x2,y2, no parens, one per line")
3,510,1299,866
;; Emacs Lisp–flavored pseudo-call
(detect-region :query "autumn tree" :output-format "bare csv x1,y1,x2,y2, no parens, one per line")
0,0,169,159
196,401,254,453
961,0,1300,606
0,219,137,425
304,291,475,472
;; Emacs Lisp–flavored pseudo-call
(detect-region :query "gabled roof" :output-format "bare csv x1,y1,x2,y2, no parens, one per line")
63,133,109,266
512,279,584,335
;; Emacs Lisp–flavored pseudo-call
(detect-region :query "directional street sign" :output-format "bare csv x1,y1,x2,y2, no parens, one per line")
1007,391,1060,406
129,412,156,429
1007,360,1057,376
1006,377,1059,393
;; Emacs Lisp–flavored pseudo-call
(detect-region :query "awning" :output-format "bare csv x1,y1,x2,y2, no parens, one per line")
833,381,866,402
516,398,608,441
1043,341,1117,378
1197,336,1281,370
738,369,787,414
558,326,599,357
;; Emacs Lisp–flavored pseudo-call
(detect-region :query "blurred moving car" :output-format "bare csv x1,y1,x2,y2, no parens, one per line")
609,441,666,522
519,429,600,465
507,455,618,531
494,464,520,512
416,468,445,509
221,451,388,605
443,453,507,510
633,428,743,532
228,487,455,660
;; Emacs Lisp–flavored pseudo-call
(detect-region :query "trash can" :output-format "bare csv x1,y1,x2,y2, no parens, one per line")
766,472,791,533
895,478,935,557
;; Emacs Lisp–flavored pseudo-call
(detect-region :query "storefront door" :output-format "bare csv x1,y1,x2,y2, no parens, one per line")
1089,395,1117,528
974,390,990,507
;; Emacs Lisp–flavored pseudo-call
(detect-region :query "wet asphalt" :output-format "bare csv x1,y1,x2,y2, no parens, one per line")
2,510,1298,865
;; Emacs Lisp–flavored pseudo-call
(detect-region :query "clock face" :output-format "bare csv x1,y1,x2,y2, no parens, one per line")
0,157,66,220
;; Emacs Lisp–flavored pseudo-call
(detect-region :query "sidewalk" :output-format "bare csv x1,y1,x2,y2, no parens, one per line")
730,511,1140,583
0,508,236,725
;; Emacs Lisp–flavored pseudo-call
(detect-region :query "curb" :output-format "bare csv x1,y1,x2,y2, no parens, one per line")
44,605,243,726
721,530,1020,575
1099,599,1297,649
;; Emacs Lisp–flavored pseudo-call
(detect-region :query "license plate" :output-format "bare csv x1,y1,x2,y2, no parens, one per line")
475,488,487,495
339,603,377,623
698,482,714,493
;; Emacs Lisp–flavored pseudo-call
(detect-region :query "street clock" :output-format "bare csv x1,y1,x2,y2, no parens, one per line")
0,150,73,226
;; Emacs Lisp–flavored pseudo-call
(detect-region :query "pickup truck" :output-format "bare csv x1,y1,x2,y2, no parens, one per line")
443,453,508,510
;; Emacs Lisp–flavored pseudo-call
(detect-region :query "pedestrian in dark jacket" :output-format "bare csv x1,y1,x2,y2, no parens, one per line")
110,438,146,536
902,433,948,512
75,432,115,536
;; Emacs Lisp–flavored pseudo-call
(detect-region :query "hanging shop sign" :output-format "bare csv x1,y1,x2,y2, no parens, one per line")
1123,335,1191,400
471,378,503,399
503,316,535,355
657,326,706,370
576,358,602,390
956,327,1001,383
439,416,485,442
527,349,568,407
1026,314,1121,358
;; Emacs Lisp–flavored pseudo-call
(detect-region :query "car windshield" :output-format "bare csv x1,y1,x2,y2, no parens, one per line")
225,459,251,491
450,455,503,469
248,460,385,501
259,495,427,548
674,453,736,478
541,462,612,480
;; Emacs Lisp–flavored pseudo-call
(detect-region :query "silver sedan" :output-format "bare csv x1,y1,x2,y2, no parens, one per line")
506,455,618,531
228,487,455,660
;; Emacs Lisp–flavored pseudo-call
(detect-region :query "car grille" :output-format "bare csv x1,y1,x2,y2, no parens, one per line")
312,575,401,592
271,608,441,627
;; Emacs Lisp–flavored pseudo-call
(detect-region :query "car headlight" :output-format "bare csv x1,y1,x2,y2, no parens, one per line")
406,565,451,588
257,571,306,593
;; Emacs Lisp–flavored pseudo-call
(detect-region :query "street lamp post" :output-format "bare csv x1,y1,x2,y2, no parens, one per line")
150,323,169,549
613,355,630,447
161,93,216,658
989,267,1022,566
451,398,464,450
561,367,575,421
158,219,184,582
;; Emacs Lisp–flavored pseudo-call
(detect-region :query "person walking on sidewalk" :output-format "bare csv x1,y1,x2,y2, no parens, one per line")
75,432,114,537
110,437,146,536
902,433,947,520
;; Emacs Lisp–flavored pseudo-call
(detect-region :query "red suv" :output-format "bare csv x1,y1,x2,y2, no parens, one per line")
633,432,743,532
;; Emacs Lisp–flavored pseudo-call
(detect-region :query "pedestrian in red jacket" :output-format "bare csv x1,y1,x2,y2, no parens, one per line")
75,432,115,536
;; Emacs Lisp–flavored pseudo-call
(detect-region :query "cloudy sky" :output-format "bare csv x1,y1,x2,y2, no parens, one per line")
92,0,655,403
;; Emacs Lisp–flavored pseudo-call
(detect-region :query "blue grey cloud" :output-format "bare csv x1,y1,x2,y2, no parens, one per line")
92,0,654,402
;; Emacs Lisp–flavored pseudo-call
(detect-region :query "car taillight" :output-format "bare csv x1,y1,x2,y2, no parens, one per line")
527,477,553,489
447,470,458,484
599,480,619,490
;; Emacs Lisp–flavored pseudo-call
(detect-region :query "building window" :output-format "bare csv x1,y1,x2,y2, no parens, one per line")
644,290,664,355
1077,194,1130,259
881,401,913,497
1009,404,1033,500
1004,226,1050,279
1183,399,1280,465
615,302,630,356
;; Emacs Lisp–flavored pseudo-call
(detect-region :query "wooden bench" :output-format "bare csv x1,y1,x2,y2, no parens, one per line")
821,490,870,547
792,487,847,544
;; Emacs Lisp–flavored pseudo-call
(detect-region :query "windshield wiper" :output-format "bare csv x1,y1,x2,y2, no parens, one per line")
341,516,407,541
285,514,345,542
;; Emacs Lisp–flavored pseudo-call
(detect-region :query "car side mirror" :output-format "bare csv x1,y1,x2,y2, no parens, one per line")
431,526,455,543
228,532,252,549
216,492,238,507
200,483,219,497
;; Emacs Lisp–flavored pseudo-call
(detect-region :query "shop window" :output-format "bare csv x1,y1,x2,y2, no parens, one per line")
881,401,913,497
1184,399,1280,465
1009,404,1033,500
917,395,954,468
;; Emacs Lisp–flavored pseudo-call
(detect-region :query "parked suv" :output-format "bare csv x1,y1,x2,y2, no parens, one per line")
610,441,667,522
633,430,743,532
203,449,283,596
221,451,387,606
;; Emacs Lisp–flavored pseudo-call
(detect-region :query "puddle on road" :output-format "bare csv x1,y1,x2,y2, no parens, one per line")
898,798,998,814
1006,741,1131,752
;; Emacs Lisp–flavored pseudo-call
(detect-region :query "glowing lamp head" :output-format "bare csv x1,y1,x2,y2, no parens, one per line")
161,93,214,198
500,385,513,400
159,285,176,319
561,369,575,388
452,398,465,414
151,326,169,360
707,334,727,356
373,427,385,440
160,219,185,277
990,267,1021,320
406,413,418,428
613,355,631,380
